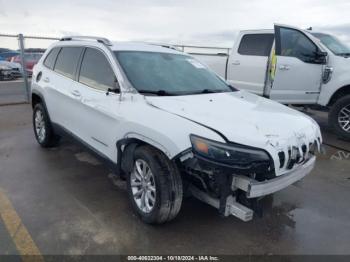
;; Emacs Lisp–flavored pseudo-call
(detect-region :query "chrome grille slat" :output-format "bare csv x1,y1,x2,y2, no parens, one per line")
278,140,318,172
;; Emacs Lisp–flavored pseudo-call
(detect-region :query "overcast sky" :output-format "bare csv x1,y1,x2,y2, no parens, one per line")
1,0,350,48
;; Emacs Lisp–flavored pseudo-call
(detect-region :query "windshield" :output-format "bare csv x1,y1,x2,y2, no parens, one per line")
311,33,350,56
114,51,234,95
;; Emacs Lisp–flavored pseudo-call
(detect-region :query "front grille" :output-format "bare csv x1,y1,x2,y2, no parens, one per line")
278,151,285,168
278,140,318,170
302,144,307,154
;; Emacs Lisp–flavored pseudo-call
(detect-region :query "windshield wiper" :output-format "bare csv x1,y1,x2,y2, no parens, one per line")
338,52,350,57
193,89,230,94
138,90,178,96
138,89,230,96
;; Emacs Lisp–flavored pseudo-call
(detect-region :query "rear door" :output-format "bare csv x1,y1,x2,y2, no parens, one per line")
227,32,274,94
44,46,84,130
269,25,326,104
39,47,60,122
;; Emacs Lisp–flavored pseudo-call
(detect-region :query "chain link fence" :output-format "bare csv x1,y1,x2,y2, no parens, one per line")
0,34,229,106
0,34,59,105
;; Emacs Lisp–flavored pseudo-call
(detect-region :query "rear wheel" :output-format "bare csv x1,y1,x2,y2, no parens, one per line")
126,145,183,224
329,95,350,140
33,103,59,147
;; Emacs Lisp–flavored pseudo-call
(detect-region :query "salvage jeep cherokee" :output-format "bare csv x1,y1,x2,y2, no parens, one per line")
31,36,322,224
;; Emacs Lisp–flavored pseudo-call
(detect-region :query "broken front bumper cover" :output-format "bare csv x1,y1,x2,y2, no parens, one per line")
232,155,316,198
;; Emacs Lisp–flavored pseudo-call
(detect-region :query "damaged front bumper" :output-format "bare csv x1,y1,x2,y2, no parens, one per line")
180,149,317,222
232,155,316,198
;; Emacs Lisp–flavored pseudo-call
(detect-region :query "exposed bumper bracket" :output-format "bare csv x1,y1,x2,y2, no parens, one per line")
189,185,253,222
232,156,316,198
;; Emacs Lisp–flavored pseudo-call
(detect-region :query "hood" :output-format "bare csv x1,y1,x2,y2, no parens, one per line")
145,91,321,149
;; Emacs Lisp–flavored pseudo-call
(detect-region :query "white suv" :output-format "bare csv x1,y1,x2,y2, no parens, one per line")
31,36,322,224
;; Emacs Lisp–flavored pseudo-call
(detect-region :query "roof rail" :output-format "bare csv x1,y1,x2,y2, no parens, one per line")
147,42,182,51
60,36,113,46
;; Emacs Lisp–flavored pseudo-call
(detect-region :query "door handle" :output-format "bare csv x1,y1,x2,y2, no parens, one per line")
71,90,81,97
43,77,50,83
231,60,240,65
279,65,290,70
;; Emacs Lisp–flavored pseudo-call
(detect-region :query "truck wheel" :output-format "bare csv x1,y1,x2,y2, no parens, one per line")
329,95,350,140
126,145,183,224
33,103,59,147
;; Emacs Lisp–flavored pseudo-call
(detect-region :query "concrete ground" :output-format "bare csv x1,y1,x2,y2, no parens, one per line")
0,79,27,105
0,102,350,256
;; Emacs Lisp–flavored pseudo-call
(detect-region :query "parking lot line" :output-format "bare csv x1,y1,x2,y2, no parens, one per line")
0,188,43,261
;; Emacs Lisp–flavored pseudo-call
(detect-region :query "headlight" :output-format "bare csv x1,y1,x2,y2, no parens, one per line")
190,134,271,168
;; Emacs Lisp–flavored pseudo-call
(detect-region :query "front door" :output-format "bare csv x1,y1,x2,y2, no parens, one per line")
71,47,121,160
269,25,326,104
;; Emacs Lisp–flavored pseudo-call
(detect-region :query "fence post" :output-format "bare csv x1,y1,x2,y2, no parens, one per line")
18,34,30,102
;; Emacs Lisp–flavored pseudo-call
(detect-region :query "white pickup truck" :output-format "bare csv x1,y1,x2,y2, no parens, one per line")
193,24,350,140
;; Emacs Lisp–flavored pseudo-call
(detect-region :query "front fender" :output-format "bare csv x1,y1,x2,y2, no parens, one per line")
123,132,178,159
113,97,226,161
318,62,350,106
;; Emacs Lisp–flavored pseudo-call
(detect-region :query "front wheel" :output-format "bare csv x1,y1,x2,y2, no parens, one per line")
126,145,183,224
329,95,350,140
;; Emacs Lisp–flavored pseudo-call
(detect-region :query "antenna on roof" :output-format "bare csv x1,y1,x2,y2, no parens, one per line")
306,27,313,31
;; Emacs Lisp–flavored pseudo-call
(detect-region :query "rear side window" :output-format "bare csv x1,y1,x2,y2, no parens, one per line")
238,34,274,56
78,48,115,91
54,47,83,79
44,48,60,69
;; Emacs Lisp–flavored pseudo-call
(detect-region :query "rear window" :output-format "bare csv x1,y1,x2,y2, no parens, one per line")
238,34,274,56
44,48,60,70
54,47,83,79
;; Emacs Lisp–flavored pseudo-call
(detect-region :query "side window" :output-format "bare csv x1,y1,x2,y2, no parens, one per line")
277,28,318,63
54,47,83,79
238,34,274,56
78,48,116,91
43,47,60,70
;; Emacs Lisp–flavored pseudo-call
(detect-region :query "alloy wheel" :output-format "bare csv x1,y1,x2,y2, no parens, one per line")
34,109,46,142
130,159,156,213
338,104,350,133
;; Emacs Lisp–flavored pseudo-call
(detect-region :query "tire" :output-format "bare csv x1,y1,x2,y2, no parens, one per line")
126,145,183,224
33,103,59,147
329,95,350,140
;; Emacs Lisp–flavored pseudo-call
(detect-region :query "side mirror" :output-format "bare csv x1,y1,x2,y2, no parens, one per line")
314,50,327,64
106,78,120,95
